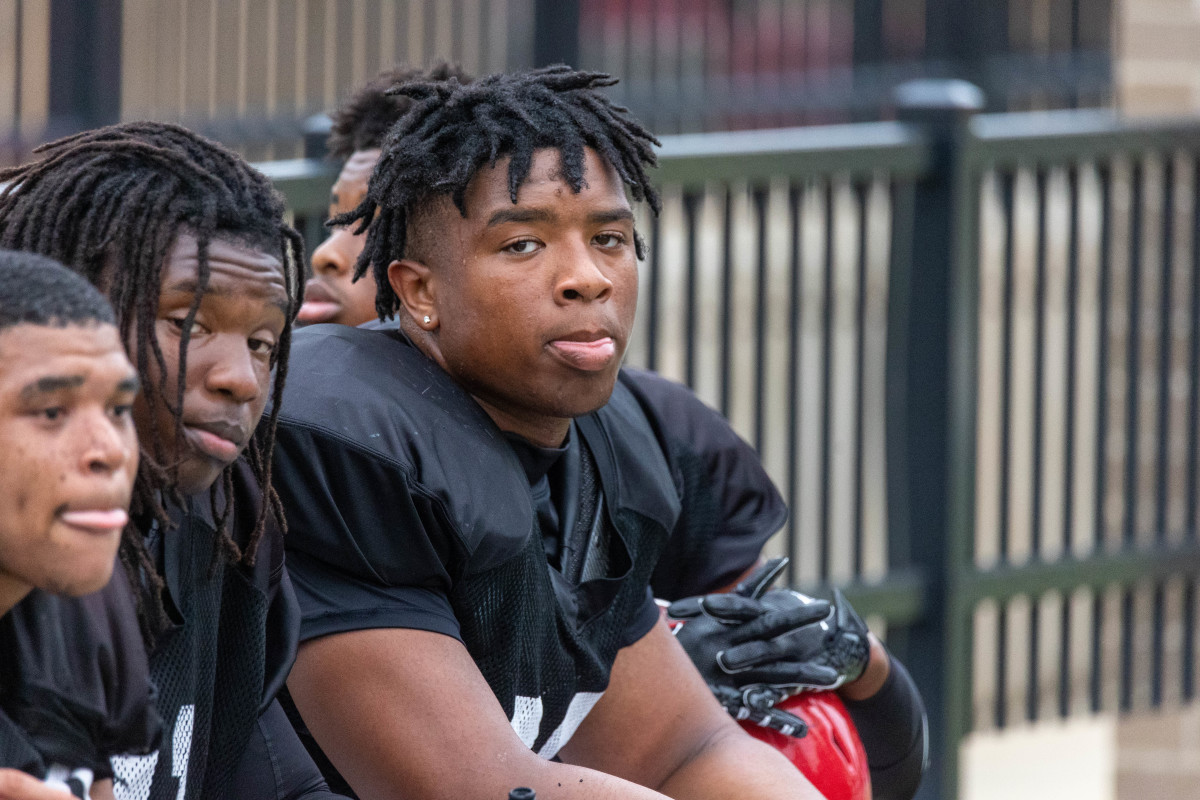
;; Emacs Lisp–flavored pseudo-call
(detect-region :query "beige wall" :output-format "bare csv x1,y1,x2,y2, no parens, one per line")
1115,0,1200,115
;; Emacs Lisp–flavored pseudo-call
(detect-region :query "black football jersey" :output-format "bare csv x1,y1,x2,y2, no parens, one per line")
0,568,159,786
271,325,680,785
618,369,788,600
112,462,299,800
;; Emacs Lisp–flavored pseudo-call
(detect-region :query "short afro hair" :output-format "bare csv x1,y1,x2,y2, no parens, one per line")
326,62,473,161
0,249,116,333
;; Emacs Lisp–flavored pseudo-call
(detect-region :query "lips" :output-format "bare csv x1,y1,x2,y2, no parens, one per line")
548,332,618,372
182,420,247,463
297,279,342,324
59,508,129,535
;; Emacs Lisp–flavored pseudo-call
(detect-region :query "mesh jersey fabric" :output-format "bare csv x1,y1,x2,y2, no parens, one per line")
618,369,788,599
270,325,680,793
0,564,159,780
112,460,301,800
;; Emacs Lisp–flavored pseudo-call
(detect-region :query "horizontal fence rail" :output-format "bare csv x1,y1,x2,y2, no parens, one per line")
258,95,1200,799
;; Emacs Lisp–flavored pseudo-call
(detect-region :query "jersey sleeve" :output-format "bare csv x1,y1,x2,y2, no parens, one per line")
271,419,468,644
0,568,161,778
620,369,788,600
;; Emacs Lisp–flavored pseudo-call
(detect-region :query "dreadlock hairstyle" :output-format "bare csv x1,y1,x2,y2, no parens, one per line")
334,65,663,320
326,62,473,160
0,122,305,638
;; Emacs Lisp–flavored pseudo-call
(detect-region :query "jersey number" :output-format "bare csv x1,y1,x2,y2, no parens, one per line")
111,704,194,800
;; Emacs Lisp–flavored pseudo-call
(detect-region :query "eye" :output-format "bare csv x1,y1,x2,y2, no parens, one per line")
40,407,64,422
111,404,133,420
503,239,541,255
167,316,210,337
248,337,278,357
594,232,626,249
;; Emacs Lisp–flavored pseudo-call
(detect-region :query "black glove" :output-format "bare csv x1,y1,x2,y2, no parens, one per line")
668,558,873,733
710,684,809,738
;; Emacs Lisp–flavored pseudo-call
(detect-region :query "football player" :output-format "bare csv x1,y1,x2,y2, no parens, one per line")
297,65,926,800
0,126,343,800
0,251,158,799
272,66,830,798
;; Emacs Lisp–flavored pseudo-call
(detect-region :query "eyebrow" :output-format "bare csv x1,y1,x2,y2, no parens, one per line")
19,374,141,403
20,375,84,402
165,280,290,313
485,207,635,228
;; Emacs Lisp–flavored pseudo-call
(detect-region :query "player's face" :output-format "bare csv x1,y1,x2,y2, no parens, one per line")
0,323,139,611
410,147,638,445
133,234,289,496
298,148,380,327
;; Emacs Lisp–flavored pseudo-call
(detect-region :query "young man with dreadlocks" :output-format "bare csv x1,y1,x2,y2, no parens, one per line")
0,124,343,800
271,66,830,799
295,66,928,799
0,251,158,800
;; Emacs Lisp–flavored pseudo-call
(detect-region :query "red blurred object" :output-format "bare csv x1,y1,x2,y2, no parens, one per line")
741,692,871,800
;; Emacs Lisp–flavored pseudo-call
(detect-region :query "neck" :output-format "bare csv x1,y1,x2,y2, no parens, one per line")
0,573,32,618
406,322,573,448
472,394,571,448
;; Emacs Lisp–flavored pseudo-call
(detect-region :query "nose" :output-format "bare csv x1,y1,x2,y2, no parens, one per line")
311,228,354,277
556,244,614,304
204,335,263,405
81,412,136,476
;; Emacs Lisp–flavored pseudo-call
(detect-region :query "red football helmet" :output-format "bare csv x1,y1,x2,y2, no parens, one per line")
740,691,871,800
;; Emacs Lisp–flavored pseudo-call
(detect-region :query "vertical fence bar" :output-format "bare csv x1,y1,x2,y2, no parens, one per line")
683,191,700,388
1032,168,1049,561
645,205,662,373
1090,162,1113,713
720,186,734,416
48,0,123,138
999,171,1017,566
1060,165,1081,719
1124,158,1144,549
853,180,870,576
786,183,804,588
888,79,984,800
753,185,770,453
820,180,836,581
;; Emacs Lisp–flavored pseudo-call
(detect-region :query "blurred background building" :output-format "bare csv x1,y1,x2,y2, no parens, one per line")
0,0,1156,164
3,3,1200,800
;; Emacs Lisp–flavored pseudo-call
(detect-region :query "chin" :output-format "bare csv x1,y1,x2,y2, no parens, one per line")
176,460,229,498
45,562,117,598
552,372,621,418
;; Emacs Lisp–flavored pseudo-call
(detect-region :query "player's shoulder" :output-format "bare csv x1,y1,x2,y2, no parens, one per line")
0,572,161,767
281,324,504,455
276,324,532,565
618,368,736,445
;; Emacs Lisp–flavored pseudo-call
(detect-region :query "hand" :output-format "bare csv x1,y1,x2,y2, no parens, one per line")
708,684,808,738
0,770,76,800
668,558,873,735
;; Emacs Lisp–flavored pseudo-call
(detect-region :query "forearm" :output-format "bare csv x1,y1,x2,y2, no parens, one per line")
841,654,928,800
656,726,827,800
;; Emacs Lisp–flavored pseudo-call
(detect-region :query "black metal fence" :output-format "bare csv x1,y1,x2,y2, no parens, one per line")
263,85,1200,799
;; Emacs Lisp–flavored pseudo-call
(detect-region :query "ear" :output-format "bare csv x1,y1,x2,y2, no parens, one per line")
388,258,438,331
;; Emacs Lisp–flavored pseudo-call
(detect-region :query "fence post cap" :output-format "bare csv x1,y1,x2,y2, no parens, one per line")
302,113,333,160
892,79,985,112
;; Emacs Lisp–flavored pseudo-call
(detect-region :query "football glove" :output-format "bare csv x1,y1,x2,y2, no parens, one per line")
668,557,873,735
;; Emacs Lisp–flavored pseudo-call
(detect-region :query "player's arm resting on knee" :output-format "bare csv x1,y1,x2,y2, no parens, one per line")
289,627,672,800
288,621,826,800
